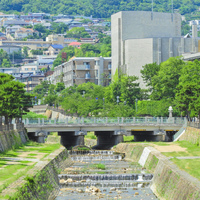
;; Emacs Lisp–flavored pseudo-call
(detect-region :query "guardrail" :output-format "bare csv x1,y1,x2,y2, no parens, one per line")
173,122,187,141
23,117,186,125
187,121,200,129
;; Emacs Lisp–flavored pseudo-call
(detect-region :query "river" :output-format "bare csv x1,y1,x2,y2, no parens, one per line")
55,150,158,200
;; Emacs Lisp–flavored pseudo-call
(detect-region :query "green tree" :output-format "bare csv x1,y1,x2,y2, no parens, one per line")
151,57,185,100
31,49,43,55
51,22,68,34
34,24,46,33
55,82,65,93
141,62,160,89
0,49,11,67
0,73,33,124
22,46,28,58
176,60,200,120
66,27,90,38
1,59,11,68
32,81,50,100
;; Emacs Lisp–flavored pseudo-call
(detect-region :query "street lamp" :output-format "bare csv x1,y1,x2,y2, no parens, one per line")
116,96,119,105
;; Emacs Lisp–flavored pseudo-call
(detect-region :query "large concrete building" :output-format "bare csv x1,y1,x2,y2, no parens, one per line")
111,11,200,88
50,57,111,88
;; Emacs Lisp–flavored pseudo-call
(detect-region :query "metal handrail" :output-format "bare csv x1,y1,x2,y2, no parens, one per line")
23,117,186,125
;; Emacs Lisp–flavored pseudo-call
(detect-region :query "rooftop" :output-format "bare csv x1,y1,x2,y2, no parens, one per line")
51,44,64,49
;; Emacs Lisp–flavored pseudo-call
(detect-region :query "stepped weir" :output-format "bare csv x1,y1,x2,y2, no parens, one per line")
55,150,157,199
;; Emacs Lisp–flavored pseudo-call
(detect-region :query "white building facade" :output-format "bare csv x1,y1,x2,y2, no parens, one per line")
111,11,200,88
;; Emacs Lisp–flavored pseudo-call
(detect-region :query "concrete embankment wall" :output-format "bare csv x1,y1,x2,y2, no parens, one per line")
1,147,73,200
114,143,200,200
0,126,28,152
179,126,200,145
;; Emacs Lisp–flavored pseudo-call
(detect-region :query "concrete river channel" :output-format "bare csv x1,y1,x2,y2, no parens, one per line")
55,150,158,200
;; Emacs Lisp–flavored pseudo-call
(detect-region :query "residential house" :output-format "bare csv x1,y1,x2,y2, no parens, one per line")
41,22,51,29
0,37,7,41
0,67,20,74
80,38,94,42
0,14,18,19
89,32,99,39
37,58,54,68
20,13,48,21
3,20,29,27
64,38,77,43
68,21,83,30
68,42,81,48
54,18,73,25
20,62,39,74
15,73,45,92
53,14,71,20
6,25,22,35
43,44,64,56
15,28,38,39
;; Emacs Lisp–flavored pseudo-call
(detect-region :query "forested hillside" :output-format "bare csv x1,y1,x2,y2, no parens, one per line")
0,0,200,18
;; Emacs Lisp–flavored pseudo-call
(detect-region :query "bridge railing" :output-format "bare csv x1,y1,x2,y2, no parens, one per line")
23,117,186,125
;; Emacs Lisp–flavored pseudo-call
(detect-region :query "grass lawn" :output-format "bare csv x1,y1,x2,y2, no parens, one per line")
160,141,200,180
123,135,134,142
85,132,96,139
0,141,61,194
171,158,200,180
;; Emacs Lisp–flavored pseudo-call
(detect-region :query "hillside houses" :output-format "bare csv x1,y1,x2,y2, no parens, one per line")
0,12,111,91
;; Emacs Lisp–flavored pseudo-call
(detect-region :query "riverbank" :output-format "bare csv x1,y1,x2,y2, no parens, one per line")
0,135,73,200
0,123,28,152
114,143,200,200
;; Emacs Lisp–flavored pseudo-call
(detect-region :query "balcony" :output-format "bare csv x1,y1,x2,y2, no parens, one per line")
76,65,90,70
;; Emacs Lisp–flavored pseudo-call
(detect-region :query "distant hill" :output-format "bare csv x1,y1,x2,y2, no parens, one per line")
0,0,200,19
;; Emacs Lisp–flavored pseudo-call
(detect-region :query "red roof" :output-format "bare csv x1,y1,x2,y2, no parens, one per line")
68,42,81,46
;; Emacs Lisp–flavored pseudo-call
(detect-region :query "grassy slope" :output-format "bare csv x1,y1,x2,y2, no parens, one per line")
0,141,61,194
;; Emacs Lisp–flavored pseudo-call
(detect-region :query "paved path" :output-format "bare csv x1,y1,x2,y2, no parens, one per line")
1,157,40,162
176,156,200,159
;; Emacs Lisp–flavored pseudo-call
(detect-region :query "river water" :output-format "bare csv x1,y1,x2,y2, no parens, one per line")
55,150,158,200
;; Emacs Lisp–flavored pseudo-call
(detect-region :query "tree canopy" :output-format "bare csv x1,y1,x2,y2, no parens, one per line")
0,0,199,18
0,73,33,124
140,57,200,119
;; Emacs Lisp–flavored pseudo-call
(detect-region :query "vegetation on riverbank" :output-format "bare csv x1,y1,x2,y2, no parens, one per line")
22,111,47,119
90,163,106,170
0,140,61,195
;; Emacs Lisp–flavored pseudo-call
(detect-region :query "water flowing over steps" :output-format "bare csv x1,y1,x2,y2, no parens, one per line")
55,150,158,200
59,174,153,181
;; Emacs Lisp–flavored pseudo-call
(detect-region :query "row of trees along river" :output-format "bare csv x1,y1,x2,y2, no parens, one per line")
0,73,33,125
32,57,200,121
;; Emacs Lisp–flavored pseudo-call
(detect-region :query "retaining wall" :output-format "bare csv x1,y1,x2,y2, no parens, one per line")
179,126,200,145
1,147,73,200
114,143,200,200
0,126,28,152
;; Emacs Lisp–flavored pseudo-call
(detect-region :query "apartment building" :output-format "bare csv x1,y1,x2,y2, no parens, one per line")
52,57,111,88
